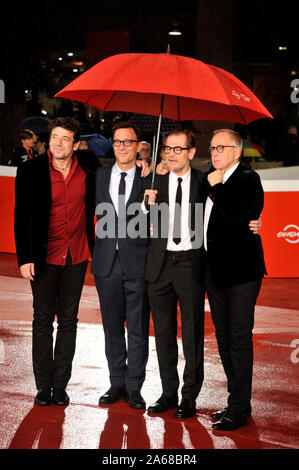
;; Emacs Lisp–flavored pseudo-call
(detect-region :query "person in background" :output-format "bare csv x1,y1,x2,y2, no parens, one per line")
35,133,49,155
77,138,102,166
9,129,38,166
138,141,152,166
281,124,299,166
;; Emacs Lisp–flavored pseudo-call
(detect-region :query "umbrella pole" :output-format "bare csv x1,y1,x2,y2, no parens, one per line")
145,94,165,209
151,94,165,188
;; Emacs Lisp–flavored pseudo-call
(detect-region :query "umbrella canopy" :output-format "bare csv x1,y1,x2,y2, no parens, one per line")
128,113,199,136
80,133,112,156
19,116,50,134
55,52,272,125
242,139,265,158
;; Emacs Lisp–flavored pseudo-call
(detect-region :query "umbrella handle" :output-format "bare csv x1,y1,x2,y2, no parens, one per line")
144,194,150,211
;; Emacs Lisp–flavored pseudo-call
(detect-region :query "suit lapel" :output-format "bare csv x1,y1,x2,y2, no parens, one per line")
189,168,198,205
189,168,200,236
126,165,142,208
102,165,114,206
158,173,169,205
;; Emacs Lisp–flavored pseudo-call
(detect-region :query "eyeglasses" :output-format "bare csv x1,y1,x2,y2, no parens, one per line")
112,139,139,147
162,145,191,155
209,145,236,154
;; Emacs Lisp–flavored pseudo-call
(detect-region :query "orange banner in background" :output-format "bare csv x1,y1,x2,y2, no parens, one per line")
261,192,299,277
0,175,15,253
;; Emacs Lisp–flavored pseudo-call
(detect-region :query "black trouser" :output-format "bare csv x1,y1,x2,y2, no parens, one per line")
148,251,205,402
94,252,150,392
30,255,88,389
205,268,262,415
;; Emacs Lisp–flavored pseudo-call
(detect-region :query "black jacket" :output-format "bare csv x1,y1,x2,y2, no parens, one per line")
9,146,38,167
14,152,98,277
144,167,206,283
204,161,267,285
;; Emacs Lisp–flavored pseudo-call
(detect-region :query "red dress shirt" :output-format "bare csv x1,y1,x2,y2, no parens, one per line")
46,151,90,266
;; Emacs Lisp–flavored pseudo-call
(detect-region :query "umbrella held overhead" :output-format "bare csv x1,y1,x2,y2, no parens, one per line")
55,52,272,124
55,52,272,195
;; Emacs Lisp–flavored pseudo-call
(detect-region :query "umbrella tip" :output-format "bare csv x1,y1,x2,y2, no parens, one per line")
166,44,171,54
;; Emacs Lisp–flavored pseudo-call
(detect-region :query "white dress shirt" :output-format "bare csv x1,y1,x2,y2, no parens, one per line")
203,162,240,250
167,169,192,251
109,163,136,215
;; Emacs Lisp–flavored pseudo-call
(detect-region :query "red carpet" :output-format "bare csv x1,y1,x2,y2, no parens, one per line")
0,253,298,453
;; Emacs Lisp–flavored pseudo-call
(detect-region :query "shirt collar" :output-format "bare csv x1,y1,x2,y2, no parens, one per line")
47,149,77,169
113,162,136,177
169,167,191,182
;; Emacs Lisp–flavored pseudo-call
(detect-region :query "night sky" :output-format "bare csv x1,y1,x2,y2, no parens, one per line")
1,0,298,159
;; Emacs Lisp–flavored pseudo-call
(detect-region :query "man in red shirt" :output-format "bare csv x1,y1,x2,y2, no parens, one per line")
14,117,98,407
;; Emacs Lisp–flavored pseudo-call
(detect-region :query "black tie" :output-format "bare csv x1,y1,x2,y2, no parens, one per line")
117,172,127,240
173,177,182,245
118,171,127,196
118,171,127,218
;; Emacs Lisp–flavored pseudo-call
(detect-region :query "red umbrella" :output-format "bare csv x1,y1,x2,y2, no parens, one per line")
55,52,272,124
55,52,272,196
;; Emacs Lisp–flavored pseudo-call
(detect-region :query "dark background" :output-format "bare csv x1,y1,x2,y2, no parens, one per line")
1,0,298,163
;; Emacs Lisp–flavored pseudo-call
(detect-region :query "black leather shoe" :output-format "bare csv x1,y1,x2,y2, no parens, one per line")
34,388,52,406
147,395,178,414
175,400,196,419
212,410,247,431
52,388,70,406
211,407,251,421
99,386,126,405
210,408,228,420
127,390,146,409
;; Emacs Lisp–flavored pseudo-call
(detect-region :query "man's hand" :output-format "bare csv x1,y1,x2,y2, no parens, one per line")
143,189,158,205
249,217,262,234
208,169,224,186
156,162,169,175
20,263,35,281
136,160,151,177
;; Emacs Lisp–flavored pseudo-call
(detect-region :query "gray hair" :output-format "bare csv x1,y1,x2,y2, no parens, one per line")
213,129,243,151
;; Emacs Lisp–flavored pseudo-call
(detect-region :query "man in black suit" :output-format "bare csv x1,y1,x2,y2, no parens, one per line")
143,128,206,419
91,122,150,410
204,129,266,431
14,117,98,407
